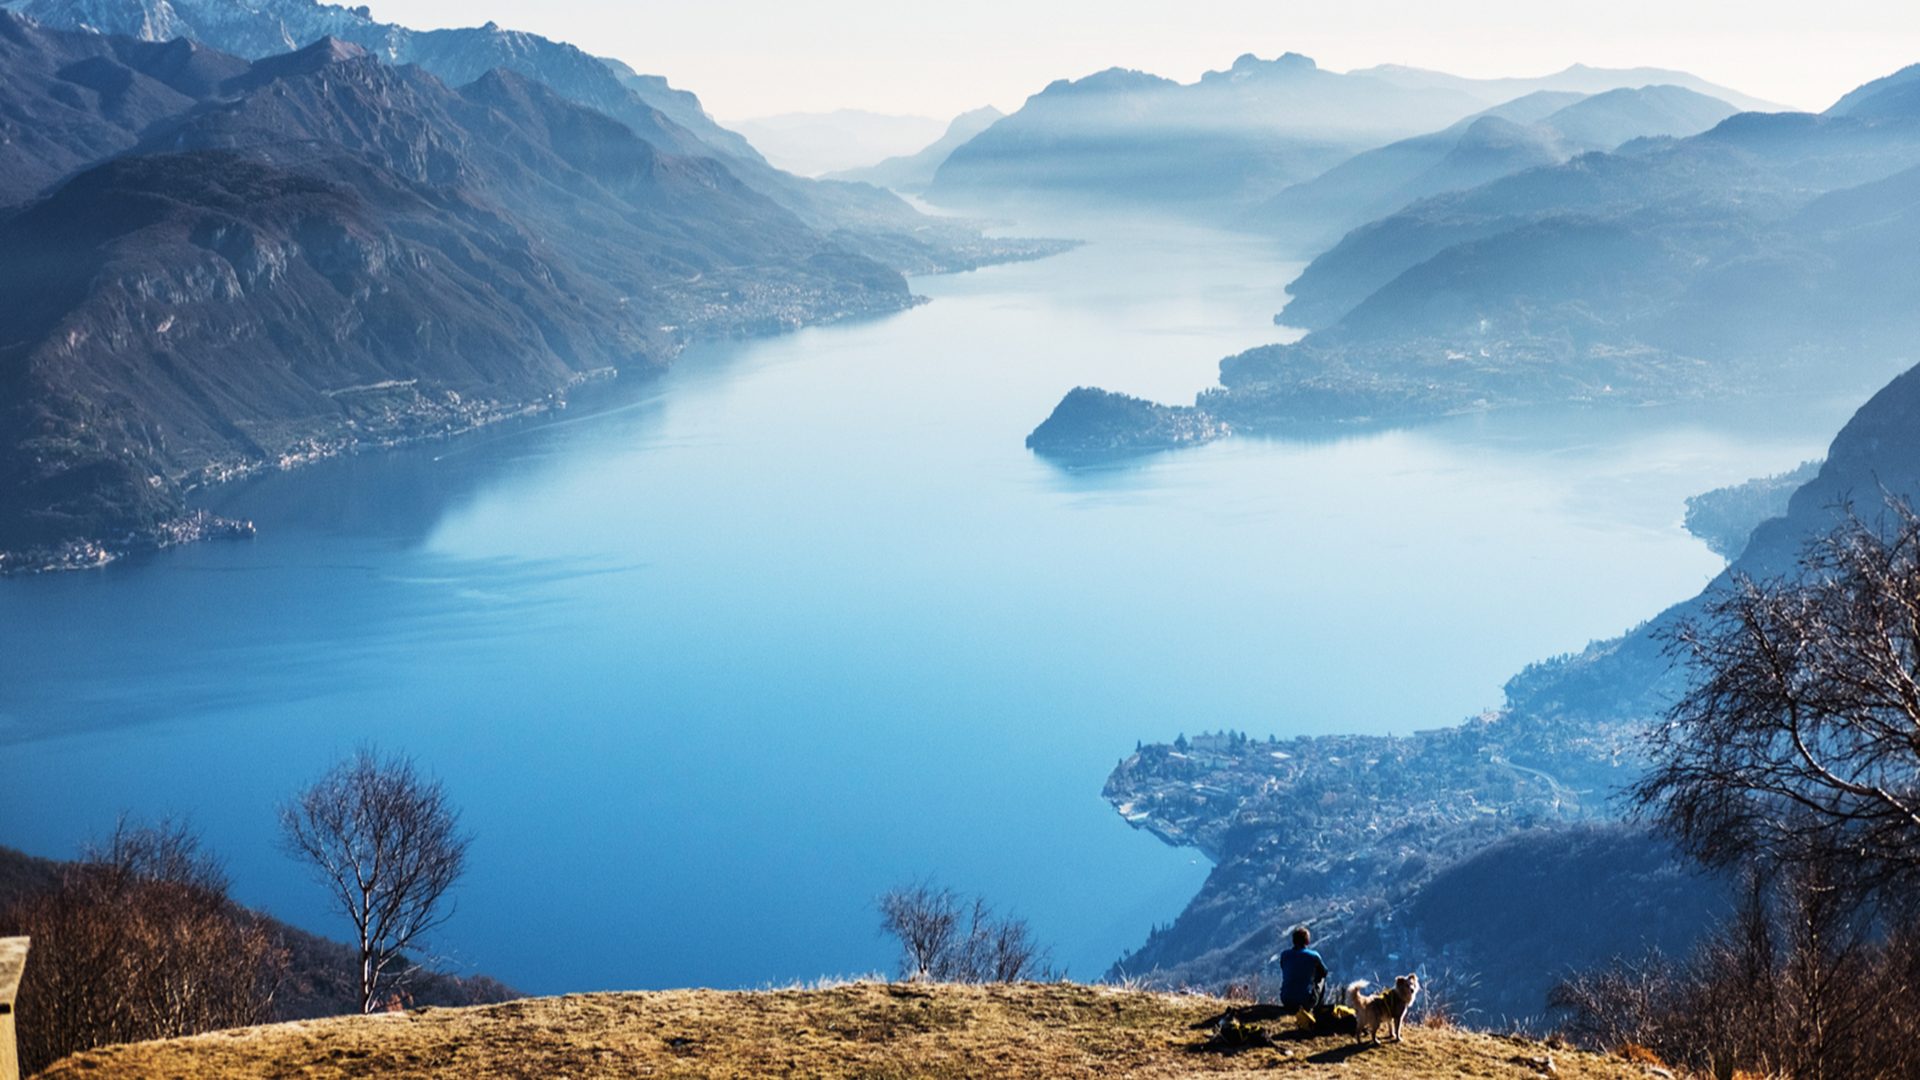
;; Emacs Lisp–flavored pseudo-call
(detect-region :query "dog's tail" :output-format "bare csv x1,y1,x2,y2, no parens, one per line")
1345,980,1368,1009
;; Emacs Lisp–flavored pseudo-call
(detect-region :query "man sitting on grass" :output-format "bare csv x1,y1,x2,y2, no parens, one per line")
1277,925,1328,1010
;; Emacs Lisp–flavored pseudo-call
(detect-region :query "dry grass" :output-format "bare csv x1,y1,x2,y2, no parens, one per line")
36,981,1651,1079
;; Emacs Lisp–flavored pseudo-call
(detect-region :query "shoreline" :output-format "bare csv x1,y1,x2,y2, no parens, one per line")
0,238,1073,578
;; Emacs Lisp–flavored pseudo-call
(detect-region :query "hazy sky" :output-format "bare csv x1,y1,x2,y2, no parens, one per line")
373,0,1920,120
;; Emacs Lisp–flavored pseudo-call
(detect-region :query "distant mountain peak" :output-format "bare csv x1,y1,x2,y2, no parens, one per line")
1037,66,1175,98
238,32,366,80
305,35,365,61
1207,51,1319,84
1229,51,1316,73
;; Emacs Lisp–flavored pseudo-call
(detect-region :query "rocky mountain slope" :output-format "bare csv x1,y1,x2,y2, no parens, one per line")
0,22,921,569
0,10,244,203
1,0,1047,275
3,0,754,162
34,982,1648,1079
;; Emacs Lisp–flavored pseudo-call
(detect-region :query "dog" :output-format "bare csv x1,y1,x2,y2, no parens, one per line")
1346,974,1419,1044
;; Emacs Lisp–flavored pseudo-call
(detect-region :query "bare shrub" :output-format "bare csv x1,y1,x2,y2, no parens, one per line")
877,880,1052,983
280,747,470,1013
0,819,286,1075
1550,862,1919,1079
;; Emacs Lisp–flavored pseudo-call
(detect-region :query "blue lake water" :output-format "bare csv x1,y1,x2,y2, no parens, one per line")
0,218,1871,992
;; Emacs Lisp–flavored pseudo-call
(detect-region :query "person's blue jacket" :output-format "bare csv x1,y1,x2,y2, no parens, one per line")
1278,945,1328,1007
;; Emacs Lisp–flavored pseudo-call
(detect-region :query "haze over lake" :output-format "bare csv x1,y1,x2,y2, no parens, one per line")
0,217,1864,992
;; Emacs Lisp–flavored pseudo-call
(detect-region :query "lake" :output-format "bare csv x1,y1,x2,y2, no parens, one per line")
0,216,1868,992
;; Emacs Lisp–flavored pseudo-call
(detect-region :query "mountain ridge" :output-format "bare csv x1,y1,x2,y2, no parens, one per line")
0,16,924,569
1,0,1040,275
926,52,1487,214
1350,60,1785,113
1253,83,1739,250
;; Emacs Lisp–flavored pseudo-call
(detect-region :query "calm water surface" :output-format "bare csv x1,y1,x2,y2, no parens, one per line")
0,219,1867,991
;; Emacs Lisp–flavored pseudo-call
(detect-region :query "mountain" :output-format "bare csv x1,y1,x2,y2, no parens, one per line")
1027,64,1920,457
0,0,1041,275
0,10,245,203
1277,98,1920,336
730,109,947,177
1350,61,1785,114
825,105,1004,193
0,23,920,567
1255,85,1738,252
1683,460,1822,558
3,0,738,158
924,53,1491,214
1546,84,1741,147
1827,62,1920,119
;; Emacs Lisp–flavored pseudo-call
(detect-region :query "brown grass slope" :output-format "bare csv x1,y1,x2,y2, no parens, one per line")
38,982,1643,1079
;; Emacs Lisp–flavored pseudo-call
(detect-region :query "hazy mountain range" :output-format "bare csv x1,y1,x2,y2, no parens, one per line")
1029,64,1920,455
926,52,1483,212
925,52,1773,216
826,105,1004,193
1350,61,1784,113
1255,84,1741,251
730,109,947,177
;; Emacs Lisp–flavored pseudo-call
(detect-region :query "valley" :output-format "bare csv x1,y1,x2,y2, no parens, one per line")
3,0,1919,1053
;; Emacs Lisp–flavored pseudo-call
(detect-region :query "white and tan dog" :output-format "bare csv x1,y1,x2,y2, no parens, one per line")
1346,974,1419,1044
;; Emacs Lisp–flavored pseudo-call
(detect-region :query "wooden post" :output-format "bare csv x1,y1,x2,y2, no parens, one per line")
0,937,26,1080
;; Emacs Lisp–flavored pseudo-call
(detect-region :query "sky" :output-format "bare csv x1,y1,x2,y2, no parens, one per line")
372,0,1919,121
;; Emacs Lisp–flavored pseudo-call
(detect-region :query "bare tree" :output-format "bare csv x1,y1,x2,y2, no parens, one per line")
979,903,1048,983
879,881,962,981
279,748,470,1013
1549,857,1914,1080
877,880,1051,983
0,818,286,1075
1634,500,1920,895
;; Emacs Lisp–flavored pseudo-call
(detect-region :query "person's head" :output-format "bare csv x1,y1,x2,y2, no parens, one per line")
1291,926,1311,949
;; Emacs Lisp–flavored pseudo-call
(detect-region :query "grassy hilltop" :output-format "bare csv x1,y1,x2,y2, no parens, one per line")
37,982,1645,1079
